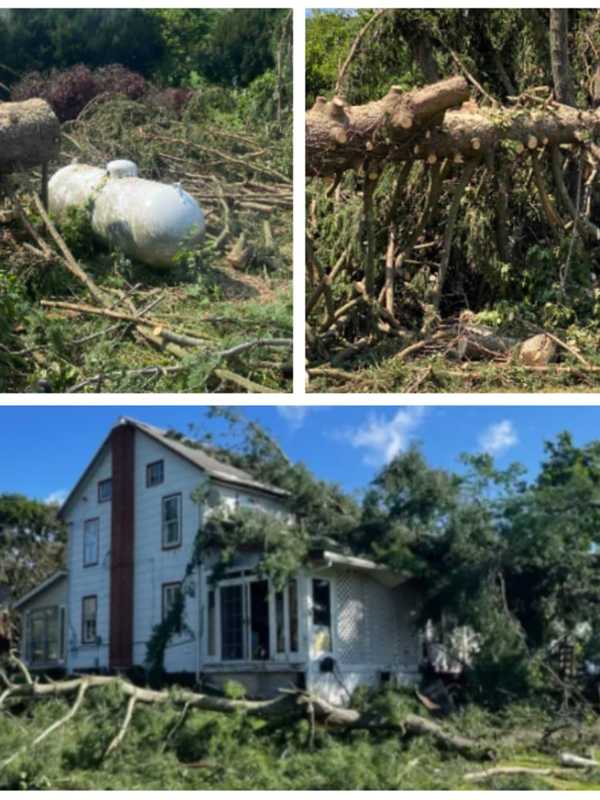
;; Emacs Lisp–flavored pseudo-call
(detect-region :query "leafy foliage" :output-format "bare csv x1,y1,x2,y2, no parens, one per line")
0,494,66,602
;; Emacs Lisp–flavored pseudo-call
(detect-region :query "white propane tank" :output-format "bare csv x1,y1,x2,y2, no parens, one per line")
48,159,205,268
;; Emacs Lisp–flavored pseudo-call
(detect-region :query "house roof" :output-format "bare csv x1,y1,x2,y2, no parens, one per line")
60,416,288,516
309,549,410,588
12,569,68,609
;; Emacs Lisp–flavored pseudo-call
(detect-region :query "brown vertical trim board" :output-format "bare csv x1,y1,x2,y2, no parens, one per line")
109,422,135,669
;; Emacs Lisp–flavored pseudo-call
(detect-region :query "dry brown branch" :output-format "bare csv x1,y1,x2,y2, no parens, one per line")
464,765,571,782
335,10,386,96
31,193,109,306
213,368,279,393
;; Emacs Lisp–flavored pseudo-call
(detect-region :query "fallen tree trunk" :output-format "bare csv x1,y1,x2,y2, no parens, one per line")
306,77,600,176
0,99,60,172
0,668,493,766
306,77,470,176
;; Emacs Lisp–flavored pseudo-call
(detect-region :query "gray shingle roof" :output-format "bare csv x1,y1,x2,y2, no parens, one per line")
61,417,288,516
126,418,288,498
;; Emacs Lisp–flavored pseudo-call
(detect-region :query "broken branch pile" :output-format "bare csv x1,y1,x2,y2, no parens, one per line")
1,95,292,392
306,76,600,389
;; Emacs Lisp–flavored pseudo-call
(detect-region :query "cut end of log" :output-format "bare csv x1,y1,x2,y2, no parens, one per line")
332,126,348,145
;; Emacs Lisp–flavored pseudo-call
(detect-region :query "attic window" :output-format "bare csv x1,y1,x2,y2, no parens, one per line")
146,460,164,487
98,478,112,503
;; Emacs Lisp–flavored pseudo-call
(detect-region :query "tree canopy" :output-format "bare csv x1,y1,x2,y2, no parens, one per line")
0,9,288,89
174,410,600,706
0,494,66,603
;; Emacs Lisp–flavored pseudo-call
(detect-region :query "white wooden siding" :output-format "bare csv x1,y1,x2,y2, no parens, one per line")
63,425,292,675
64,444,112,671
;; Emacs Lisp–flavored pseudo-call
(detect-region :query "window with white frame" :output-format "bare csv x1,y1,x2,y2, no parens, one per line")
162,494,182,548
83,518,99,566
207,571,300,662
288,579,299,653
312,578,332,654
81,596,97,644
97,478,112,503
162,582,182,633
146,460,164,487
28,606,63,664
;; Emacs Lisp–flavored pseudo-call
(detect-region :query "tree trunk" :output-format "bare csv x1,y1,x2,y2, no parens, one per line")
0,99,60,172
306,78,600,176
549,10,575,107
306,77,470,177
0,671,494,763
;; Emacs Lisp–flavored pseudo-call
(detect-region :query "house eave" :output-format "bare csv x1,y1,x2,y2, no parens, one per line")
310,550,410,588
12,569,68,609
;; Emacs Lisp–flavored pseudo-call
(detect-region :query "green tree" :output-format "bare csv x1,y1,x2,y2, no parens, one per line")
0,10,164,77
0,494,66,601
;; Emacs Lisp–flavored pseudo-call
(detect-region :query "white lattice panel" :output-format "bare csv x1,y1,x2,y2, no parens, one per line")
335,571,368,663
332,569,420,669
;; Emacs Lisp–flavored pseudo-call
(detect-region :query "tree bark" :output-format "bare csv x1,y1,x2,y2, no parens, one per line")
306,78,600,176
549,10,575,107
306,77,470,176
0,99,60,172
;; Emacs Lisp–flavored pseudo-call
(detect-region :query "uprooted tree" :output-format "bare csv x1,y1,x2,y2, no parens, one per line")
306,9,600,391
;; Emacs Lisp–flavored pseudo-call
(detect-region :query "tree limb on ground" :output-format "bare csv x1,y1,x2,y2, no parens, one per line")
0,671,492,767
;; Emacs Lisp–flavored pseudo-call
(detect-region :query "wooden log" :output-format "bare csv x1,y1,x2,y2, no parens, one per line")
306,77,470,177
0,99,60,172
306,76,600,176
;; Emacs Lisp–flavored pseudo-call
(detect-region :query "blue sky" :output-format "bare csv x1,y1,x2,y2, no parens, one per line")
0,405,599,505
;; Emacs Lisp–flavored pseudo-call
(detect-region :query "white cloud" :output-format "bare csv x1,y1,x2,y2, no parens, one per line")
478,420,518,456
344,407,425,466
45,489,67,506
277,407,309,430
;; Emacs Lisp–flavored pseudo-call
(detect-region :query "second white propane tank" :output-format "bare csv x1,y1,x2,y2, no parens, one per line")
48,160,205,268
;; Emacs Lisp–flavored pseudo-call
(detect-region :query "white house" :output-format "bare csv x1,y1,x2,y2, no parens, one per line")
17,417,421,704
